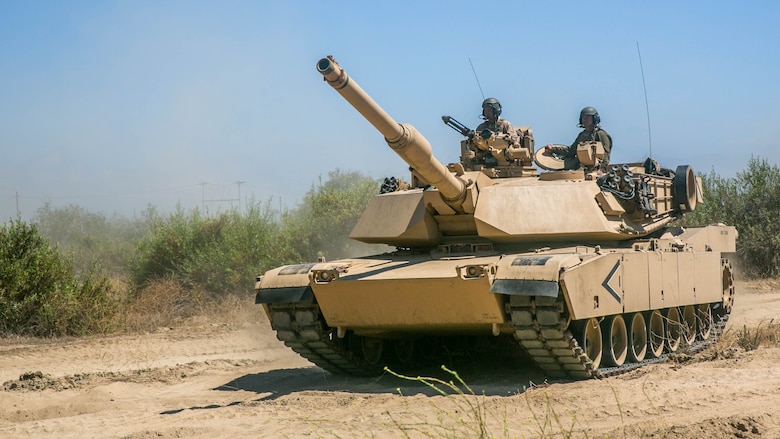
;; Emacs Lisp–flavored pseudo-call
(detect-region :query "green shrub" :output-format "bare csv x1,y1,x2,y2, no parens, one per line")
130,200,287,296
34,202,152,277
130,171,383,296
281,170,384,262
684,156,780,278
0,220,117,336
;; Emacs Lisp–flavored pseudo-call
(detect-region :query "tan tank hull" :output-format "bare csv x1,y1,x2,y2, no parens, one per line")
257,223,736,378
254,56,737,379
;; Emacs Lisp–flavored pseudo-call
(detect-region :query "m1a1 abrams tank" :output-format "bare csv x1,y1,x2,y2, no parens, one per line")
254,55,737,379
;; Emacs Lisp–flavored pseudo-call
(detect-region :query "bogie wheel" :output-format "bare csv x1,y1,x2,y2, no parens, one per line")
602,315,628,367
580,318,603,370
648,310,665,358
698,304,713,340
666,307,682,353
628,313,647,363
362,337,384,365
682,305,697,346
393,339,415,363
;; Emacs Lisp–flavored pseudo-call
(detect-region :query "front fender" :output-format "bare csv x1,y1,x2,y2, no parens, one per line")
489,253,581,297
254,263,316,304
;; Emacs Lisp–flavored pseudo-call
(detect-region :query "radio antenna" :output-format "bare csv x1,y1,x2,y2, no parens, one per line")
468,57,485,100
636,41,653,158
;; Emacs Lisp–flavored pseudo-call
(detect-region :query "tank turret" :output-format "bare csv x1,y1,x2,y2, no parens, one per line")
317,56,700,248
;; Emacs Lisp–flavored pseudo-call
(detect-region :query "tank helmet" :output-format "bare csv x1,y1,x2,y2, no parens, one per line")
579,106,600,126
482,98,502,118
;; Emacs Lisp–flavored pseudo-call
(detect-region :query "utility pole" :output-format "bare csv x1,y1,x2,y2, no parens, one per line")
235,180,245,213
199,182,207,213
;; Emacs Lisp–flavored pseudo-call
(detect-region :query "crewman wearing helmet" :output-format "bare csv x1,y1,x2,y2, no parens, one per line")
545,106,613,173
475,98,519,146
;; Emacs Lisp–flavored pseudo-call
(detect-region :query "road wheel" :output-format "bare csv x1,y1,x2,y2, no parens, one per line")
602,315,628,367
666,307,682,353
362,337,384,365
648,310,665,358
698,304,713,340
682,305,697,346
581,318,603,370
393,339,415,363
628,313,647,363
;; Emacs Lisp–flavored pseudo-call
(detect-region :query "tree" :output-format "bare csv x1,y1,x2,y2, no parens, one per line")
684,156,780,277
282,170,386,262
0,220,116,336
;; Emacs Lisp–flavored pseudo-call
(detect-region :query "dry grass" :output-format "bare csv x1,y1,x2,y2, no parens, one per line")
719,319,780,351
737,277,780,294
120,277,263,333
383,365,596,439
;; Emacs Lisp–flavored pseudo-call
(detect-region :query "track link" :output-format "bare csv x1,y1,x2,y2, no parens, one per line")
267,301,379,376
509,295,597,379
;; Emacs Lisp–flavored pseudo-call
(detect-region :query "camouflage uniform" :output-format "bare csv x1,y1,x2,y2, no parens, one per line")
549,127,612,172
475,117,519,146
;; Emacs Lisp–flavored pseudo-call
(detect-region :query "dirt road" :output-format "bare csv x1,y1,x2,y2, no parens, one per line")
1,280,779,438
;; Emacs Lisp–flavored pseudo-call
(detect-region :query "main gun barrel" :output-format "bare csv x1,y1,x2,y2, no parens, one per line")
316,56,466,206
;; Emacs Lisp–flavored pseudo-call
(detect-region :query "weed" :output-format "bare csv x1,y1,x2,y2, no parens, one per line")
384,365,493,438
731,320,779,351
384,365,596,439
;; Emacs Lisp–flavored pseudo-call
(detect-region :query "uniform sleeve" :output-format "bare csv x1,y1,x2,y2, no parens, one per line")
597,130,612,171
597,130,611,154
501,119,519,146
550,144,576,157
560,131,586,158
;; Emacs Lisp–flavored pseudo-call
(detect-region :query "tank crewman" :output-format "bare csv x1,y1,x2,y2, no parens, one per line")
475,98,519,146
544,106,613,173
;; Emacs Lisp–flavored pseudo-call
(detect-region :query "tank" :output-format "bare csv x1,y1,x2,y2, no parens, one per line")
254,56,737,379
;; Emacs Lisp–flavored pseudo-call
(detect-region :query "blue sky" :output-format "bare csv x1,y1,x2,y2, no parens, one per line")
1,1,778,221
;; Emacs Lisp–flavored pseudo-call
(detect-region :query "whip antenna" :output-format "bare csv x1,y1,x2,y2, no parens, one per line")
636,41,652,158
468,57,485,100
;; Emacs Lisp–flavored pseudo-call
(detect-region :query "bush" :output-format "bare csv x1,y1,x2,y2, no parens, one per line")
130,171,384,296
34,202,153,277
120,277,261,332
0,220,118,336
130,200,287,296
684,156,780,278
0,170,386,335
281,170,385,261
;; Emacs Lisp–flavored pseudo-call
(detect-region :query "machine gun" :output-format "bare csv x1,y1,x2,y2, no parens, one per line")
441,115,474,138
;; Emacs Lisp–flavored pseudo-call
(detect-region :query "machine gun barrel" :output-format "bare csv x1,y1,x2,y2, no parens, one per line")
316,56,467,206
442,115,474,138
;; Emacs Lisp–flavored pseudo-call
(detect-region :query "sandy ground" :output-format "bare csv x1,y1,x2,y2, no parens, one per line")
1,280,779,439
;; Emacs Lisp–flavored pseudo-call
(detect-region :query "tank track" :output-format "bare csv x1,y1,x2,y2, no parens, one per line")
267,286,731,380
267,301,380,376
508,294,731,379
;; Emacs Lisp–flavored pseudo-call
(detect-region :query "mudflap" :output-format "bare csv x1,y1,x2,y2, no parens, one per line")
490,253,580,298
